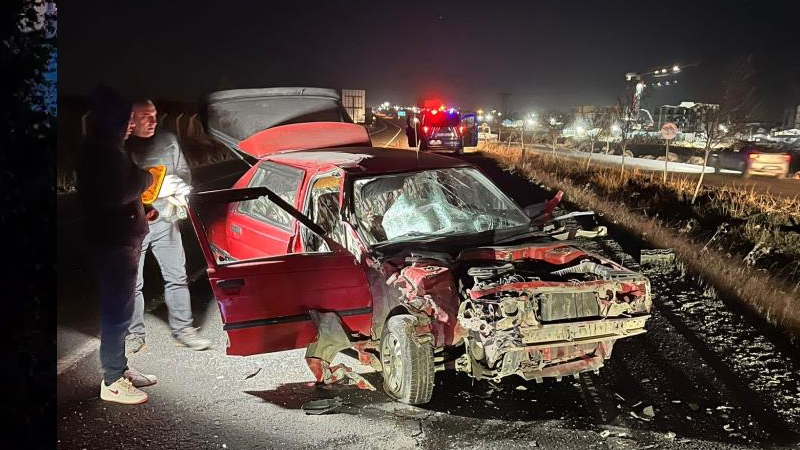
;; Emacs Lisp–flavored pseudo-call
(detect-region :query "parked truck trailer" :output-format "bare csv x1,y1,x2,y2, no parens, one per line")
342,89,366,124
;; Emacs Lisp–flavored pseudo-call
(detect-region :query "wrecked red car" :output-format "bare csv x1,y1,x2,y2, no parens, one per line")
188,89,652,404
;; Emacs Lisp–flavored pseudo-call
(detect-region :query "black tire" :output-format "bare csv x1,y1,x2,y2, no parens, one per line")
380,315,434,405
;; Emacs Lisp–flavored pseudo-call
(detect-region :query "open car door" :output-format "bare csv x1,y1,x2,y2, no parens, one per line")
187,187,372,356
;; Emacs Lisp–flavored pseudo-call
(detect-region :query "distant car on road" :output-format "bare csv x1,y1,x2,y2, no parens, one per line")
711,142,792,178
186,94,652,405
406,108,478,154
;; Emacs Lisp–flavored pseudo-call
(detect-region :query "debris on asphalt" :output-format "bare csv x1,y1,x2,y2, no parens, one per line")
216,375,224,380
599,430,630,439
306,358,376,391
244,367,262,380
614,393,625,402
723,424,735,432
642,406,655,418
515,385,528,391
302,397,344,415
664,431,676,439
688,402,699,411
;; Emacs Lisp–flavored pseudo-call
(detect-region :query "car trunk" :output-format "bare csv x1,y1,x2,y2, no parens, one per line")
201,88,371,159
202,87,352,143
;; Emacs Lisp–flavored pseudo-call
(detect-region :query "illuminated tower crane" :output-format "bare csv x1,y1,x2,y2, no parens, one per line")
624,63,695,129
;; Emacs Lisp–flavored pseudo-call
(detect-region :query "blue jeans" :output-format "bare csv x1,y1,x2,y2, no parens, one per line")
93,244,141,385
129,219,193,338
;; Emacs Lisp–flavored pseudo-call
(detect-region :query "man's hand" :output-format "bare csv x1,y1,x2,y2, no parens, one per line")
167,194,188,208
159,174,192,199
144,204,159,221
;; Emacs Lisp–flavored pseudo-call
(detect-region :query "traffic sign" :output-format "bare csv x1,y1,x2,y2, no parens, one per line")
660,122,679,140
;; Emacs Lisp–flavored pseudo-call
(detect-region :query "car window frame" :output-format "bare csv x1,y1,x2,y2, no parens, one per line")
300,168,344,253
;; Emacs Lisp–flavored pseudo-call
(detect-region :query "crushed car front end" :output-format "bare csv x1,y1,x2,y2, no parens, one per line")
453,243,651,382
350,164,652,392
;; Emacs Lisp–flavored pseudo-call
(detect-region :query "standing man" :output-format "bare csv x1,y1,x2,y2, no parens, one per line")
77,86,159,404
126,99,211,352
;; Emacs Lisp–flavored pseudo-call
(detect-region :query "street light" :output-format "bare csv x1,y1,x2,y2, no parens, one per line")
672,65,680,73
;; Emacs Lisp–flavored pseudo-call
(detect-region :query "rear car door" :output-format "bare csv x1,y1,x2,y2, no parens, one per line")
188,187,372,356
225,161,304,259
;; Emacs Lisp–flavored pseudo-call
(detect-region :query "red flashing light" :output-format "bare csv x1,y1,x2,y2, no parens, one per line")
423,126,429,134
430,109,438,115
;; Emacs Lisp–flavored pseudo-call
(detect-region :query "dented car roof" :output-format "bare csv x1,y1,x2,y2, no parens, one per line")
265,146,473,175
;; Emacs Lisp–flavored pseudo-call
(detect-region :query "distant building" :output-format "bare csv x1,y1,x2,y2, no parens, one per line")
656,101,718,133
572,105,616,123
782,104,800,130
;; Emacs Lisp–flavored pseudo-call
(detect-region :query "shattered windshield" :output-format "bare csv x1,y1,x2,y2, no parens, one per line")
353,168,529,246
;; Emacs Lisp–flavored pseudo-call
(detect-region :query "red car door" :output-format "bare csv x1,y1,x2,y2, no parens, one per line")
225,161,305,259
188,186,373,356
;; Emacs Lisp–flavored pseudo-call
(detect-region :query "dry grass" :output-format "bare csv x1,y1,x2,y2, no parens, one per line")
483,145,800,339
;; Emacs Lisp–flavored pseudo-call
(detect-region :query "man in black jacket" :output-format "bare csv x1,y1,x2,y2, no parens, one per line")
76,86,158,404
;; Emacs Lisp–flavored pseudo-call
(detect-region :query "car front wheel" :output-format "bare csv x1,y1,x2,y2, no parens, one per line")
380,315,434,405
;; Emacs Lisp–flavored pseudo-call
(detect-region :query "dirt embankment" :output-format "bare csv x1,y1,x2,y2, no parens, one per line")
482,146,800,341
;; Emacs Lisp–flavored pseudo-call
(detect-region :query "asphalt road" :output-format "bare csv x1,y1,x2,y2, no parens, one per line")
57,150,800,450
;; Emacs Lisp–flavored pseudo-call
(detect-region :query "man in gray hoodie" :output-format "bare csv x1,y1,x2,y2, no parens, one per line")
125,99,211,352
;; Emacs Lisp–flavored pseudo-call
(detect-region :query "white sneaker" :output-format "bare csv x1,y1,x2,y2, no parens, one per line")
123,367,158,388
100,377,148,404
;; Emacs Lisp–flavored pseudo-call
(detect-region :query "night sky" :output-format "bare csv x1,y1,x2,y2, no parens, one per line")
62,0,799,119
